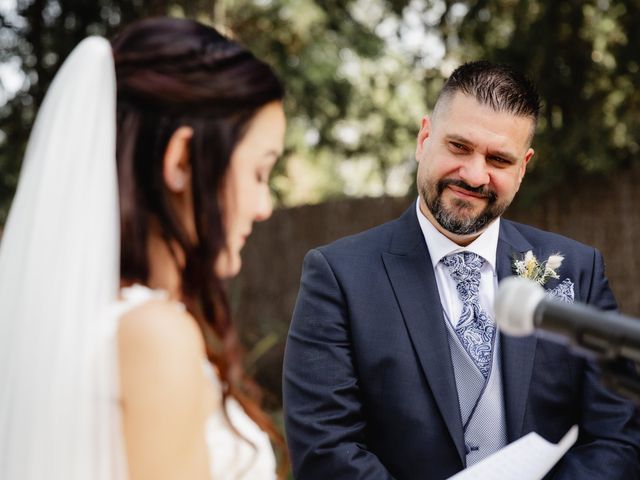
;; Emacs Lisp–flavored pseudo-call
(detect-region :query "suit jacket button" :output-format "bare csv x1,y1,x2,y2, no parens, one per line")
465,443,479,454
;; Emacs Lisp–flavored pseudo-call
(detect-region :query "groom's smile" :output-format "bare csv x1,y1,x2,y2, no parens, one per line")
442,179,495,206
422,176,505,237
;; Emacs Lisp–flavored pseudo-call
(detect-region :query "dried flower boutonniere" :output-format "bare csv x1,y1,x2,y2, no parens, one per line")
512,250,564,286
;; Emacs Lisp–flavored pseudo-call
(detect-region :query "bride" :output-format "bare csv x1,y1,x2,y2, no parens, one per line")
0,17,286,480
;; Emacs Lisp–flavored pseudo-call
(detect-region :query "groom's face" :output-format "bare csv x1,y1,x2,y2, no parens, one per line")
415,92,535,242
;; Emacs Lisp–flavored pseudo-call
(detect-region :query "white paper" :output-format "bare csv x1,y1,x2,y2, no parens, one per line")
448,426,579,480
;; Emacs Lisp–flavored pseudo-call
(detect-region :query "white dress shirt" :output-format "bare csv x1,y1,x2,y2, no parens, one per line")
415,199,500,329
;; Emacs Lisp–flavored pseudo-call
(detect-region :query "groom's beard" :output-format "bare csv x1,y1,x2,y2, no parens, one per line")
421,178,509,235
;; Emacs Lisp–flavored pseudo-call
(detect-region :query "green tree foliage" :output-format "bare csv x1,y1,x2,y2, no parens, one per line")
438,0,640,202
225,0,427,203
1,0,428,221
2,0,640,221
227,0,640,205
0,0,217,222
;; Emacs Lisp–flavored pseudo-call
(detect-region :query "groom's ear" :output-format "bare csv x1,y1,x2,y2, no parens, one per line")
163,126,194,193
518,147,535,184
415,116,431,161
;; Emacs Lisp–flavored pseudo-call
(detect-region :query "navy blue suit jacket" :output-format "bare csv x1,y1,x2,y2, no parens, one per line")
283,206,640,479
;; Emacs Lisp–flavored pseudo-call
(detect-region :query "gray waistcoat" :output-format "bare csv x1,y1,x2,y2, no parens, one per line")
444,317,508,466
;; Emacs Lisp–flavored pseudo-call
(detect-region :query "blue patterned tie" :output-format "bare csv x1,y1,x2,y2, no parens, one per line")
442,252,495,378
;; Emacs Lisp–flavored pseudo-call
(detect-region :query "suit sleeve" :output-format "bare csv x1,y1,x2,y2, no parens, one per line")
551,248,640,479
283,249,395,480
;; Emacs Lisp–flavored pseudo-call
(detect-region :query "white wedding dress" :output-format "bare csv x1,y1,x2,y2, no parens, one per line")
115,285,277,479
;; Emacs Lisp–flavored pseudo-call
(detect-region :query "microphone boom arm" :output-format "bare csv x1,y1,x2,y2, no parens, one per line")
537,301,640,363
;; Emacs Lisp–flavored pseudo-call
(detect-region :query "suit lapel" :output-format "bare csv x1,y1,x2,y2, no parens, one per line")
382,207,466,463
497,220,537,441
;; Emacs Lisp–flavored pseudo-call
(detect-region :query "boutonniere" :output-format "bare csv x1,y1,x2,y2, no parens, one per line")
512,250,564,286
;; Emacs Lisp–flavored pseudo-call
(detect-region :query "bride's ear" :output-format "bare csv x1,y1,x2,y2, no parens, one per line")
163,126,194,192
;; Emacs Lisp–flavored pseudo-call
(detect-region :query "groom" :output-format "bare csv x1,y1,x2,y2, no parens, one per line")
283,61,640,479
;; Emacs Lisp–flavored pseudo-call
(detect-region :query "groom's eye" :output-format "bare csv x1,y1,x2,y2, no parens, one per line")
449,141,467,152
489,155,511,166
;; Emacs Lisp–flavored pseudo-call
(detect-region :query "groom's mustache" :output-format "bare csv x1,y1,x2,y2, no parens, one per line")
438,178,497,203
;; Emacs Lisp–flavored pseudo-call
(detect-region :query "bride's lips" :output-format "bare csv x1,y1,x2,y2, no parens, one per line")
240,231,251,246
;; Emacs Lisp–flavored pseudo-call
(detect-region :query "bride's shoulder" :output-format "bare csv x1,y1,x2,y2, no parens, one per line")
119,297,204,350
117,298,212,479
118,298,207,399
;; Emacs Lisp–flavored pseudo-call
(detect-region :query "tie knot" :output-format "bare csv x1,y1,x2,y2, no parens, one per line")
442,252,485,277
442,252,485,295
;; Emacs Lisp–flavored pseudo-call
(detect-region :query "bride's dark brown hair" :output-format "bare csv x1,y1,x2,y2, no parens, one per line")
111,17,286,473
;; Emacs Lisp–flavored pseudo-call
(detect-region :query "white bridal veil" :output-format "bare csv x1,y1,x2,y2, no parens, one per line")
0,37,126,478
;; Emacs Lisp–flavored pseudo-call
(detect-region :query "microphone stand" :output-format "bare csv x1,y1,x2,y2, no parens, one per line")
567,327,640,404
597,358,640,404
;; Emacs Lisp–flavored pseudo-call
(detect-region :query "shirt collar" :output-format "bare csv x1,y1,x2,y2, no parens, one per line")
415,197,500,271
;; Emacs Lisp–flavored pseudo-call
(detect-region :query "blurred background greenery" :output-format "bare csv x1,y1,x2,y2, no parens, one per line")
2,0,639,223
2,1,640,469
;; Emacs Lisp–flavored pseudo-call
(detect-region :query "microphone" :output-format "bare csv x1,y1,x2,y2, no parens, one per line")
494,276,640,363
